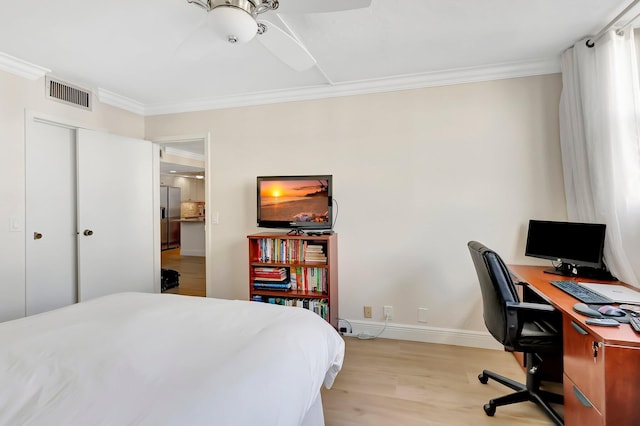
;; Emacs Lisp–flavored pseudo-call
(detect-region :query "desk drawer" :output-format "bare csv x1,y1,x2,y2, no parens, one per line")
562,317,605,412
602,343,640,424
563,374,603,426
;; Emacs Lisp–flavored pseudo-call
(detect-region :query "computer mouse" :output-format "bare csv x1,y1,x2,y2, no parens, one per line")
598,305,626,317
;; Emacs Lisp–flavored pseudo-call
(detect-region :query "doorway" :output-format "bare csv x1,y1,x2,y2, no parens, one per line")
154,135,209,298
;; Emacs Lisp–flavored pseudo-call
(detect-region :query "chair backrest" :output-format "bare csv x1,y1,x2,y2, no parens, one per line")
467,241,520,346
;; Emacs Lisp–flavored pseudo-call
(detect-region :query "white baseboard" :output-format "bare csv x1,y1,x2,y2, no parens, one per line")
339,319,503,350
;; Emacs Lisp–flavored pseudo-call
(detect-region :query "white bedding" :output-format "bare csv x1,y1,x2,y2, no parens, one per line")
0,293,345,425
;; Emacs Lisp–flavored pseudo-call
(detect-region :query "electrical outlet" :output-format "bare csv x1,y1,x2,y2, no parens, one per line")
418,307,428,323
383,305,393,320
363,306,372,318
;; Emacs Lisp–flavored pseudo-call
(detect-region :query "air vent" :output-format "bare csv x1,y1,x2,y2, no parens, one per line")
46,77,92,110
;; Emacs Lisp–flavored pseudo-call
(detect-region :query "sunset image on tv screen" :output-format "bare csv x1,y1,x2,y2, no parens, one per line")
260,179,329,223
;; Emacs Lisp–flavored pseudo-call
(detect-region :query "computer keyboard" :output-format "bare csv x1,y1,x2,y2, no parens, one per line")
550,280,613,304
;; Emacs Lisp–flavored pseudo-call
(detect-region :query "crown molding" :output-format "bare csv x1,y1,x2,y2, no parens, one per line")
97,88,145,116
2,49,559,117
0,52,50,80
141,56,560,116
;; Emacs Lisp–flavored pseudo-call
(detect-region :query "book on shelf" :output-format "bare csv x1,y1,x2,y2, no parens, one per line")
253,266,289,281
253,281,291,290
254,266,288,273
253,296,328,318
251,297,329,320
290,267,326,293
256,238,329,264
303,243,327,263
304,255,327,263
258,238,307,263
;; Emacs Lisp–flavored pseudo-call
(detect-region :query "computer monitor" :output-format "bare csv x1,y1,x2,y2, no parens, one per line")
525,219,609,278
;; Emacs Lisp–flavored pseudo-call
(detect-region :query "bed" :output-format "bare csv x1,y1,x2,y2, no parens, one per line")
0,292,345,425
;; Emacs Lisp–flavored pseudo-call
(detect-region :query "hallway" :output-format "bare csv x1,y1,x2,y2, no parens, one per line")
161,248,205,297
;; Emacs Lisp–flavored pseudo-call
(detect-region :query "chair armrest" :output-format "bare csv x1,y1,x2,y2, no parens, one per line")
504,302,561,345
510,302,556,313
506,302,558,322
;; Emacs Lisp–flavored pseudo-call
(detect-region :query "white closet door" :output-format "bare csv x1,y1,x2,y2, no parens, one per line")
25,121,78,315
76,129,155,301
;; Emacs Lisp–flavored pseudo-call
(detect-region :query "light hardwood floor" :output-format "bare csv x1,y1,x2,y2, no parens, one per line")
322,337,560,425
161,248,206,297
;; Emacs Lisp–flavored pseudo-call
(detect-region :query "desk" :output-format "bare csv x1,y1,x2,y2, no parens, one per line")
509,265,640,426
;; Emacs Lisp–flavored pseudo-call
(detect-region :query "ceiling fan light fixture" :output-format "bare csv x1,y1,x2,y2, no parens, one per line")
210,1,258,44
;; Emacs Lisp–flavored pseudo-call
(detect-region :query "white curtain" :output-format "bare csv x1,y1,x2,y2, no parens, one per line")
559,28,640,287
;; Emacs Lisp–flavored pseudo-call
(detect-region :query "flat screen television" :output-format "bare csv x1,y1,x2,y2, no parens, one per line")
525,219,609,277
257,175,333,232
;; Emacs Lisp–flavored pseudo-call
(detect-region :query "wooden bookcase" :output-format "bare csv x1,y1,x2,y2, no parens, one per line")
247,232,338,328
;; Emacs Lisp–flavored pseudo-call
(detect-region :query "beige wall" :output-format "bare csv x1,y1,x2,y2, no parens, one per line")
0,67,566,336
145,74,567,332
0,69,144,321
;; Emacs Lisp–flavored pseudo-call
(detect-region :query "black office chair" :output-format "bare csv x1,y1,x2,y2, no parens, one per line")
467,241,564,425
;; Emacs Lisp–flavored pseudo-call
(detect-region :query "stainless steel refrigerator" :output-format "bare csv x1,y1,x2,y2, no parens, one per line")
160,186,181,250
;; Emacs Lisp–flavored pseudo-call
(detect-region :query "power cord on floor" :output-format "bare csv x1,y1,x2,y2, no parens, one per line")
356,313,390,340
337,317,353,335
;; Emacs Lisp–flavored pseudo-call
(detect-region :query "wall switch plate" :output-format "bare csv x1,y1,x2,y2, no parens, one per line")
211,211,219,224
363,306,372,318
418,307,428,323
9,217,21,232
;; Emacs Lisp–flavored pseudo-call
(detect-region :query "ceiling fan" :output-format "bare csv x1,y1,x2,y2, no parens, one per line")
184,0,371,71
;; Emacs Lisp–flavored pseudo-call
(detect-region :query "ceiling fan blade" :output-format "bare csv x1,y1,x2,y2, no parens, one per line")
275,0,371,14
173,16,220,61
256,19,316,71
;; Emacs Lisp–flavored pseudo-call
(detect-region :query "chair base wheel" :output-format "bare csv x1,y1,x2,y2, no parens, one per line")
478,373,489,384
483,403,496,416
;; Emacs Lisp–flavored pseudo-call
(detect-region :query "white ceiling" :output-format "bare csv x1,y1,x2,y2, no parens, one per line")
160,163,205,175
0,0,634,116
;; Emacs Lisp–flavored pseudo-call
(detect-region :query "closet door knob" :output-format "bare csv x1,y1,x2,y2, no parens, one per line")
83,229,94,236
33,232,43,240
